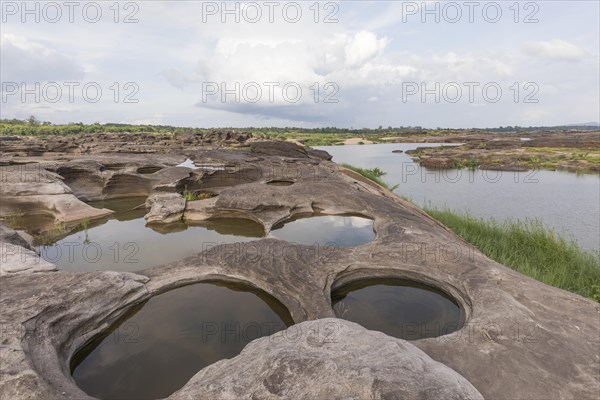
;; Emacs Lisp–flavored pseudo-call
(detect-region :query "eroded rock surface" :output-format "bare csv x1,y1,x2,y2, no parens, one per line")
171,318,484,400
0,227,56,275
250,140,332,160
0,138,598,400
144,193,186,224
0,164,112,224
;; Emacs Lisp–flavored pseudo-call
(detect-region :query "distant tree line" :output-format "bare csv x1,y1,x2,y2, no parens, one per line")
0,116,207,136
0,116,597,137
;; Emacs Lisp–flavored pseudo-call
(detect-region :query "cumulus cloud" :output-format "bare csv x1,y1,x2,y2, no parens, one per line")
523,39,589,62
0,34,84,82
160,29,416,117
344,31,390,67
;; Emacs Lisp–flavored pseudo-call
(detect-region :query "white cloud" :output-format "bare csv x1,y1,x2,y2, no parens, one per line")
1,2,598,128
0,34,84,82
344,31,389,67
523,39,589,62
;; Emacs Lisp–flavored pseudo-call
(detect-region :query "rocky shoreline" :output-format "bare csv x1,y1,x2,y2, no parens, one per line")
402,130,600,173
1,134,599,399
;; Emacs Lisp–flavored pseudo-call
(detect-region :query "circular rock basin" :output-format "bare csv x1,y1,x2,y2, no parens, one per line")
266,179,294,186
331,278,464,340
36,198,265,272
271,213,375,247
71,282,293,400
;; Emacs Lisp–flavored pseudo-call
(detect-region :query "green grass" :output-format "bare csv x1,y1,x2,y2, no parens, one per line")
182,186,216,202
424,208,600,301
340,163,399,191
452,158,481,170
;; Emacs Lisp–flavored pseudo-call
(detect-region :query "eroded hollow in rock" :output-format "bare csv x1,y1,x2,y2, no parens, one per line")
266,179,294,186
331,278,464,340
271,213,375,247
36,198,264,272
70,282,293,400
136,166,164,174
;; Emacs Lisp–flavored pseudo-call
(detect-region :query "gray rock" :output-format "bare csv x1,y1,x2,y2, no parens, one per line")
0,244,57,275
0,225,34,251
171,318,484,400
144,193,186,224
251,140,332,160
169,318,483,400
0,143,599,400
0,164,113,224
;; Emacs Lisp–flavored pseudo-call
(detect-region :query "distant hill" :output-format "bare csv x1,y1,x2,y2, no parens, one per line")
482,124,599,133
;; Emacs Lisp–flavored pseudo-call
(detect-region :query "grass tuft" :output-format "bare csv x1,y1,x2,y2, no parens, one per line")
424,208,600,301
340,163,399,191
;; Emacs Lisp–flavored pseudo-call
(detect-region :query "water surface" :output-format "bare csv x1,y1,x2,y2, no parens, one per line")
38,198,264,272
71,282,293,400
317,143,600,252
332,278,464,340
271,213,375,247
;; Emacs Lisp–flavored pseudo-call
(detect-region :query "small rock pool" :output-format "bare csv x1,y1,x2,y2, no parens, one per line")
332,278,464,340
37,198,264,272
71,282,293,400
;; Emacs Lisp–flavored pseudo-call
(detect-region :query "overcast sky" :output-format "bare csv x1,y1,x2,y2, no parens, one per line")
1,1,598,128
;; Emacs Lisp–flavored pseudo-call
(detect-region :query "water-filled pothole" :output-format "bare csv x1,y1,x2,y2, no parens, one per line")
271,213,375,247
266,179,294,186
37,198,264,272
331,278,464,340
136,166,163,174
71,282,293,400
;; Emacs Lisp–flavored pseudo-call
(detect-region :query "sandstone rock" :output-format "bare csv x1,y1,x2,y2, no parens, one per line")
0,225,34,251
0,164,113,223
144,193,186,224
171,318,484,400
250,141,332,160
0,244,57,275
0,142,599,400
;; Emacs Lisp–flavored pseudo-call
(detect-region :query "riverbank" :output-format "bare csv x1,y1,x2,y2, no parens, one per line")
408,132,599,173
425,208,600,301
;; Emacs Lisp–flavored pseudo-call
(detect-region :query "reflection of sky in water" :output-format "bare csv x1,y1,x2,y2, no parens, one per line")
271,215,375,247
40,217,262,273
333,282,462,341
72,283,290,400
317,143,600,252
176,158,225,170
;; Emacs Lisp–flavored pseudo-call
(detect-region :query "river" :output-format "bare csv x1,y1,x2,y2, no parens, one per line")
316,143,600,253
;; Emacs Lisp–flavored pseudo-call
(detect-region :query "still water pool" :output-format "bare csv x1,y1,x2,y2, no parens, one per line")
38,198,264,272
332,278,464,341
71,282,293,400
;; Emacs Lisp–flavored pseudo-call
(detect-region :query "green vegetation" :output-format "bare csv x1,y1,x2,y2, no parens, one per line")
340,164,399,191
452,158,481,170
424,208,600,301
80,217,91,244
0,117,205,137
34,221,68,245
4,210,24,230
524,147,600,167
182,186,200,202
182,186,216,202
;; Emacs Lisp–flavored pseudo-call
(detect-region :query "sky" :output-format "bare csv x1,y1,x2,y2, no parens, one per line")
1,0,599,128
